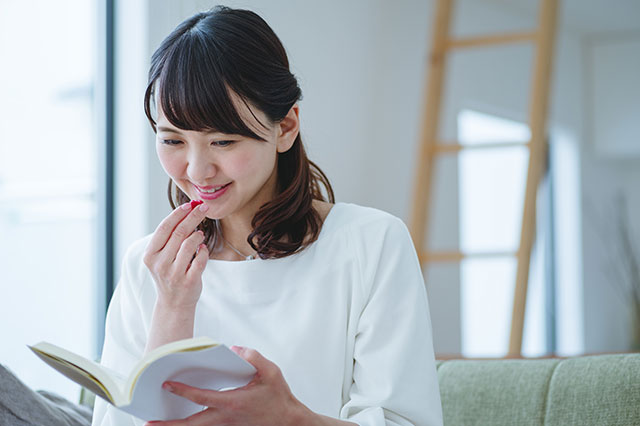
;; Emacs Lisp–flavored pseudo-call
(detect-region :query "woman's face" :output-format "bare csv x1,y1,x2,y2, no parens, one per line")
155,94,298,222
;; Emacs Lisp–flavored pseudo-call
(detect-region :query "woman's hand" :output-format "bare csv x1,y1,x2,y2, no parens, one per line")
143,201,210,311
142,201,211,353
144,346,313,426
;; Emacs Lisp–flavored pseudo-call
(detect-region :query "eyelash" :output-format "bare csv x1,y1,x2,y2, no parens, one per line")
160,139,235,147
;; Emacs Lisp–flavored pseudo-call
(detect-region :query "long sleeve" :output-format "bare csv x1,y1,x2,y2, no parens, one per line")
340,216,443,426
91,240,150,426
90,204,442,425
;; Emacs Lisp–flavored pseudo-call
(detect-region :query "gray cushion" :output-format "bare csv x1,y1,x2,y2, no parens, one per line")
0,364,91,426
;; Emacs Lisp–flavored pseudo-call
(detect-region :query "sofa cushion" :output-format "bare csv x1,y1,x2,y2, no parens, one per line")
545,354,640,425
437,358,561,426
0,364,91,426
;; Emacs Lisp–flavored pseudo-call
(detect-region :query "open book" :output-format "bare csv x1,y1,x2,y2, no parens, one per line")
28,336,256,421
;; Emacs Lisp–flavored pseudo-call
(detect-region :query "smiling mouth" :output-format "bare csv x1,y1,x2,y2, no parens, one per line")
196,183,231,193
193,183,233,200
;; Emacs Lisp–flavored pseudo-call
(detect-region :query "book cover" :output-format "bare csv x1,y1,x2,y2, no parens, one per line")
29,337,256,421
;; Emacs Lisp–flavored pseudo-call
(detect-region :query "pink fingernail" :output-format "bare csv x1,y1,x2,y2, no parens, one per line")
198,203,209,212
231,345,245,354
162,382,174,392
181,202,191,210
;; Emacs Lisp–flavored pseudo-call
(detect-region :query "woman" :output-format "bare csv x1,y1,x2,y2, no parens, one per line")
92,6,442,426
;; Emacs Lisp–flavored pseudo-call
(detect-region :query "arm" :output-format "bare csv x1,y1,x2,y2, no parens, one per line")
144,302,196,355
340,216,443,426
93,202,209,426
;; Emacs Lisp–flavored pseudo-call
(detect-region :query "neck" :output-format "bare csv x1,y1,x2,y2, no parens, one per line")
213,171,279,259
216,217,257,259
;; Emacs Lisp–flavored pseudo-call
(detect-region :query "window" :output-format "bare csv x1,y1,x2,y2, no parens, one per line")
0,0,99,401
457,109,548,357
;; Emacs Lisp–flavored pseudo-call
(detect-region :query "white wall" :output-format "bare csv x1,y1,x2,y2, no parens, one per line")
113,0,640,355
580,32,640,353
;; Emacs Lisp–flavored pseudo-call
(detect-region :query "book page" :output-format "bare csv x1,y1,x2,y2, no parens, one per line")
127,336,219,391
119,344,256,421
28,344,126,404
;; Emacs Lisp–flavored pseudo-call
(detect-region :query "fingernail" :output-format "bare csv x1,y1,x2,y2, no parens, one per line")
190,200,204,209
181,202,192,210
231,345,245,354
162,382,174,392
199,203,209,212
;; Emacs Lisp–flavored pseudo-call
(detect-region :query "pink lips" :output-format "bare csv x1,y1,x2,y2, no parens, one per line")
194,183,231,200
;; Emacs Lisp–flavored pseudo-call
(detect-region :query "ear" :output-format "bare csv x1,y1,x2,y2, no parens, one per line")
276,104,300,153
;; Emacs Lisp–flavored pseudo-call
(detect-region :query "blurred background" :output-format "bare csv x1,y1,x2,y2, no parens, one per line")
1,0,639,401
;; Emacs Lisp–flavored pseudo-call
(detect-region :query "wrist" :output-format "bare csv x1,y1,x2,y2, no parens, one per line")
288,400,355,426
151,300,196,337
155,297,198,315
287,399,317,426
145,300,197,354
296,407,359,426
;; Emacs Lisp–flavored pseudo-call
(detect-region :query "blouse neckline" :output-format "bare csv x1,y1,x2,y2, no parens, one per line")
205,202,343,265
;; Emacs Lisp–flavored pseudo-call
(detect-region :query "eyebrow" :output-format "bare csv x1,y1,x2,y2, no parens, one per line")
157,125,222,135
157,126,182,134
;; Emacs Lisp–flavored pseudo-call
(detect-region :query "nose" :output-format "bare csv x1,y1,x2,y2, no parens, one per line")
186,148,217,184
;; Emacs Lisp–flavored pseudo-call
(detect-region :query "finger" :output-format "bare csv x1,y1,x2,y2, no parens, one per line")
181,407,222,426
186,243,209,277
160,203,210,262
163,381,231,408
145,407,220,426
230,347,276,377
145,202,194,256
174,230,206,273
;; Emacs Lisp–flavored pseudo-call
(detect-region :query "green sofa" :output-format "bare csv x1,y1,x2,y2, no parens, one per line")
436,354,640,426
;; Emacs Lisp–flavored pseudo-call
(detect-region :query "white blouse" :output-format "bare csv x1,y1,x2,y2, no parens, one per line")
91,202,443,426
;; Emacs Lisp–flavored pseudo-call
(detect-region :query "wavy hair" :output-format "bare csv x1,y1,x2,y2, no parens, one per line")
144,6,334,259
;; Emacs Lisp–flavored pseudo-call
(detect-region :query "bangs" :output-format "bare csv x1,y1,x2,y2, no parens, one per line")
145,30,267,140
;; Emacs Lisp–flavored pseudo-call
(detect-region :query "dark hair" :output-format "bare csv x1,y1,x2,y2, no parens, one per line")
144,6,334,259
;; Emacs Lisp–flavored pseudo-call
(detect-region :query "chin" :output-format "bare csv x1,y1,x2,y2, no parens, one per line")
203,203,231,220
203,211,224,220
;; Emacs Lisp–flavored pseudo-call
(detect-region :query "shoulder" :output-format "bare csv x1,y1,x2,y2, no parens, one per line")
320,202,413,268
116,233,155,295
324,202,408,239
122,233,154,265
324,203,421,298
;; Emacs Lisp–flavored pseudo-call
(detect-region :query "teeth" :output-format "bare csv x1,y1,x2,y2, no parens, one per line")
199,185,225,193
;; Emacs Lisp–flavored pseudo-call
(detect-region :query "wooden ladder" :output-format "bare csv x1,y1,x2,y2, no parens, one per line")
409,0,559,357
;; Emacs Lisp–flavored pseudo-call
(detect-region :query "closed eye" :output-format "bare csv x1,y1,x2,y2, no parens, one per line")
158,139,235,147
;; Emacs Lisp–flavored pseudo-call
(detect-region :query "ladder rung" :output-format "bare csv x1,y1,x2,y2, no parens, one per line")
432,141,530,153
446,31,537,49
418,250,518,263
